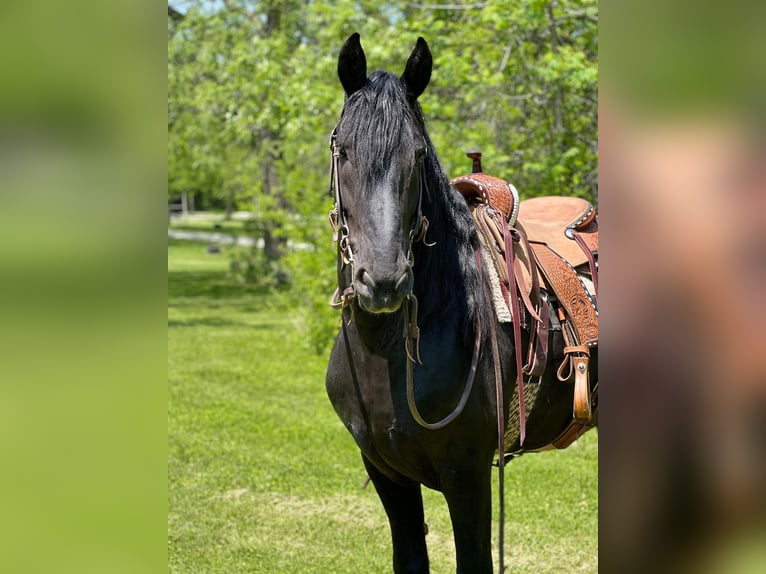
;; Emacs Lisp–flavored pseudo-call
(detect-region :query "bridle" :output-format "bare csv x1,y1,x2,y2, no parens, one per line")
327,127,355,271
327,125,431,308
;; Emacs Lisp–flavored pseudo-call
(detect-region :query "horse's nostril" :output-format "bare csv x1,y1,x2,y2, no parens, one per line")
358,269,374,288
395,270,413,295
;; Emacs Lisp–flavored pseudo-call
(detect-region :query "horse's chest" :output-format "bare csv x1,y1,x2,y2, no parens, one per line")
333,358,479,469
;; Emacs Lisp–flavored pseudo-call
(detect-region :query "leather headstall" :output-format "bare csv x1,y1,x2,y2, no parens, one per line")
327,126,431,309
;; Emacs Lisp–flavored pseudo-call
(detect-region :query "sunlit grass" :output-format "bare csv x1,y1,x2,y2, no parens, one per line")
168,239,597,573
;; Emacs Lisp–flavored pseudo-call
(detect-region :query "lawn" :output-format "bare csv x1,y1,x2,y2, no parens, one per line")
168,239,598,573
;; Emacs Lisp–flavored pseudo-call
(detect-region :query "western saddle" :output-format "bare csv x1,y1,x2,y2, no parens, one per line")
451,152,598,453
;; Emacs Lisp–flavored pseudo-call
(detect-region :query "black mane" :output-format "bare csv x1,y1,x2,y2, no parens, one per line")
413,136,488,344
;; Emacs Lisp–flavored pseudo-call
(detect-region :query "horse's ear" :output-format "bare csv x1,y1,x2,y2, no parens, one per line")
338,33,367,96
401,37,432,100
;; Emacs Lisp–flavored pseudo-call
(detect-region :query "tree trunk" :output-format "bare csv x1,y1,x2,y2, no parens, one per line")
225,187,234,220
259,140,288,284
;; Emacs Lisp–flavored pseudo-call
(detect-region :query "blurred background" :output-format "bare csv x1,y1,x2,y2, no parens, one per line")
600,0,766,572
0,2,165,574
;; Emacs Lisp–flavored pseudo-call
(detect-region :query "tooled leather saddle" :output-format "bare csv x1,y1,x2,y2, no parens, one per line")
451,152,598,452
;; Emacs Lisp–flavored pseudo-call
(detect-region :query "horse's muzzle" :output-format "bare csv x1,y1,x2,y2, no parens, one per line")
354,267,413,314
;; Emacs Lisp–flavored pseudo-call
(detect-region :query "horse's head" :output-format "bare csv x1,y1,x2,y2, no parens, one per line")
331,33,432,314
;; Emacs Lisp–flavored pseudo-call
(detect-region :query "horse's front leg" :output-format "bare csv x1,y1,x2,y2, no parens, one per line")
441,462,494,574
362,454,429,574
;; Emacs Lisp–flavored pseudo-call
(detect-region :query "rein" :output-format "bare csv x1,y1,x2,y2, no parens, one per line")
403,292,482,431
403,249,508,573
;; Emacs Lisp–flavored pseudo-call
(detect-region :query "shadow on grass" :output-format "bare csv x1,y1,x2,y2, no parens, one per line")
167,268,290,333
168,270,271,302
167,317,274,329
168,243,293,332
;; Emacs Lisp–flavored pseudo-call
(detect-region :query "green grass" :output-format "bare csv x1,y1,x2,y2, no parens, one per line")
168,239,598,573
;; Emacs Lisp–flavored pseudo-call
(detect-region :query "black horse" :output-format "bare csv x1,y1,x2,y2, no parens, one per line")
325,33,595,573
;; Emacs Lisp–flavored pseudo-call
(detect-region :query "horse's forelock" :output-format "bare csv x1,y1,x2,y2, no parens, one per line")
339,72,422,176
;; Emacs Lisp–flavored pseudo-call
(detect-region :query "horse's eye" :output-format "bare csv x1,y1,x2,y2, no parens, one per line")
338,147,348,161
415,148,426,163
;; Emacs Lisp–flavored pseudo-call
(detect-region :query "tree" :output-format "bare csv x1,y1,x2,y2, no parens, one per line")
168,0,598,350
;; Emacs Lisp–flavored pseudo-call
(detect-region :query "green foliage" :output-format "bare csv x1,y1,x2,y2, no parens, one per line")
279,241,339,355
168,0,597,351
